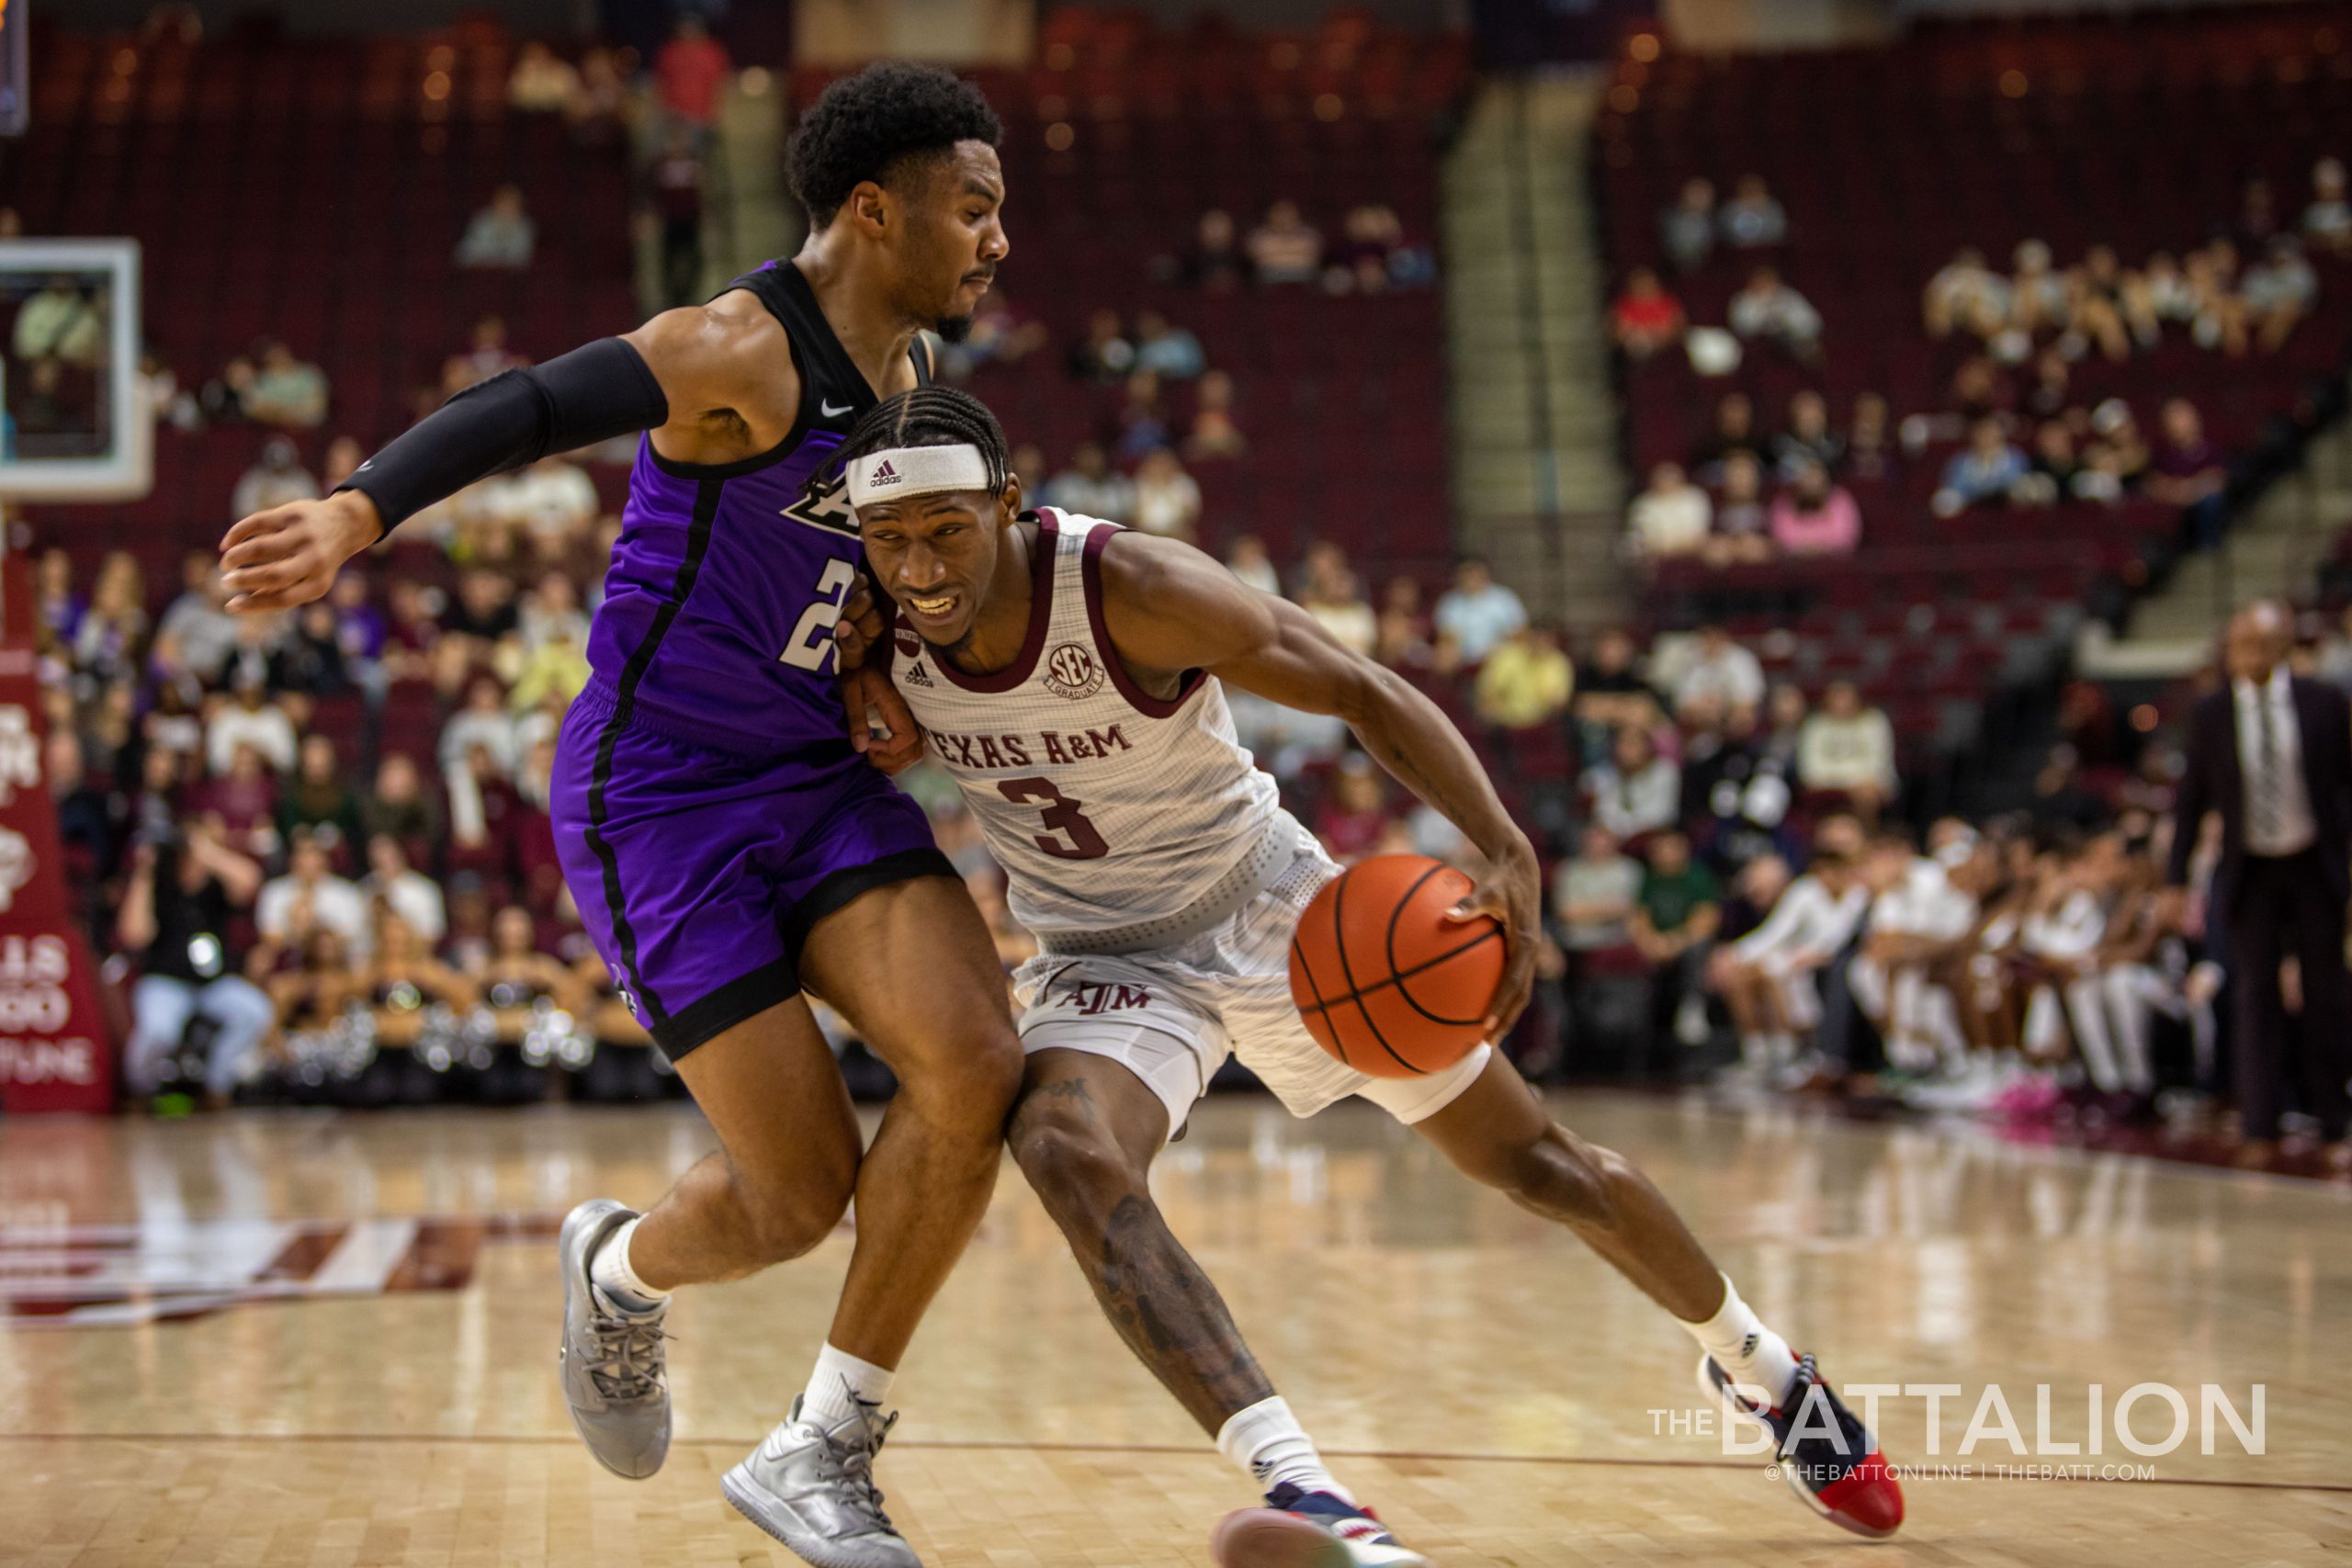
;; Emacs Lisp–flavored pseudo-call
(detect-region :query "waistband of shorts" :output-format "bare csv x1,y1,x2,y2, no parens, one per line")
573,676,843,761
1037,815,1304,957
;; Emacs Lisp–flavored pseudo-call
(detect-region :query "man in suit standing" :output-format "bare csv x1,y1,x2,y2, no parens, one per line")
2166,601,2352,1169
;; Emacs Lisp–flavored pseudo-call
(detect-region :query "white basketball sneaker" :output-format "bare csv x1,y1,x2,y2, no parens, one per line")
722,1393,921,1568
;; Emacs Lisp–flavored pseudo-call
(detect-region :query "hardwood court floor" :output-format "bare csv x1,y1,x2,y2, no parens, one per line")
4,1093,2349,1566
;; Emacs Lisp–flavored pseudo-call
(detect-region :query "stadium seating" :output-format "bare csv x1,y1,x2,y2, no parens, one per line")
6,27,638,600
12,13,1472,609
1595,2,2352,761
796,10,1471,581
6,13,1475,882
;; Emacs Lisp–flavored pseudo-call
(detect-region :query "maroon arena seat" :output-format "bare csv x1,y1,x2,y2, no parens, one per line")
1600,3,2352,751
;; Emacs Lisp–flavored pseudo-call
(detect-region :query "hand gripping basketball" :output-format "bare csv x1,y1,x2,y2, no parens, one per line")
1448,841,1543,1038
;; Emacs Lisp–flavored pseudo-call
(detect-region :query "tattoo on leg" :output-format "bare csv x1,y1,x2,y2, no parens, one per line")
1011,1083,1097,1159
1034,1077,1095,1111
1091,1194,1274,1434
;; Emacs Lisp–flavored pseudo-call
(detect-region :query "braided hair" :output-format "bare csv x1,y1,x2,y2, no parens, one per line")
835,386,1012,498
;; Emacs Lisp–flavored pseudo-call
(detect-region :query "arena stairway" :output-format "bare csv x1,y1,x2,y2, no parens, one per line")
1442,73,1630,629
702,71,797,300
2081,401,2352,678
1591,6,2352,788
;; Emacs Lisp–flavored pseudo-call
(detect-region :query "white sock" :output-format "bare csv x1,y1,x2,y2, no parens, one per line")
800,1342,897,1430
589,1217,670,1314
1216,1396,1353,1505
1681,1274,1798,1410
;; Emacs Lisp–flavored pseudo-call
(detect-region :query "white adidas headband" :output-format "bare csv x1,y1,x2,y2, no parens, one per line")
844,444,993,508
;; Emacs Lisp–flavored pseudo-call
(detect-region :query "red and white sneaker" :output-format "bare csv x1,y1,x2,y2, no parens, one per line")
1700,1352,1905,1540
1211,1484,1431,1567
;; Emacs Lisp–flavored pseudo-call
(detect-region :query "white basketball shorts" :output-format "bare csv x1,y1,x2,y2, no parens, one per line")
1012,838,1492,1141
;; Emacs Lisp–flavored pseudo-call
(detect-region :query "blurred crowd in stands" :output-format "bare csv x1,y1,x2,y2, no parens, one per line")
927,191,1438,546
48,485,2352,1159
1590,135,2352,1162
1218,545,2350,1169
18,10,1451,1110
20,18,2351,1172
1615,159,2339,566
32,321,2350,1157
1156,200,1438,296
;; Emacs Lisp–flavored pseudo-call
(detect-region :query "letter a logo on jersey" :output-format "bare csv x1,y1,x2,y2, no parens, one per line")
782,469,859,538
1043,642,1104,700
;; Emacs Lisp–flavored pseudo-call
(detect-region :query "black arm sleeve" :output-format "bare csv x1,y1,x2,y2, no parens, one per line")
334,336,669,538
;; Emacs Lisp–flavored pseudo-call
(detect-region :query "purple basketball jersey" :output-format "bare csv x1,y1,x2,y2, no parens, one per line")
584,261,928,754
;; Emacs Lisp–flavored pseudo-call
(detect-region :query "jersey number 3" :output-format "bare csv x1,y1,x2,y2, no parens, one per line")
998,777,1109,861
779,558,854,675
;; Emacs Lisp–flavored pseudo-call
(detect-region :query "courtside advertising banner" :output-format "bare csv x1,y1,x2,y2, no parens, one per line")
0,549,111,1112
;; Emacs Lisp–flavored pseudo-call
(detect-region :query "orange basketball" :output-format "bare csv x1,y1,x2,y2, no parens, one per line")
1287,853,1503,1079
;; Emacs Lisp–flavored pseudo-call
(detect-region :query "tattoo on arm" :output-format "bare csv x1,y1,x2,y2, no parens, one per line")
1363,723,1499,849
1365,730,1446,807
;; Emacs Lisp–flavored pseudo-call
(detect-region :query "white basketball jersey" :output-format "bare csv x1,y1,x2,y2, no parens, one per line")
893,510,1281,942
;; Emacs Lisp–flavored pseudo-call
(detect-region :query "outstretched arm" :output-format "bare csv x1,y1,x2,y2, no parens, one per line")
220,297,797,612
1099,532,1542,1036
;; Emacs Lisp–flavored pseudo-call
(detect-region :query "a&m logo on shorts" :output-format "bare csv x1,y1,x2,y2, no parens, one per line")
1044,642,1105,700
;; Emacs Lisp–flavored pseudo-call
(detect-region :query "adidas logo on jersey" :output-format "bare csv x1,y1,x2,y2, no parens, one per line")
867,459,901,487
901,660,934,687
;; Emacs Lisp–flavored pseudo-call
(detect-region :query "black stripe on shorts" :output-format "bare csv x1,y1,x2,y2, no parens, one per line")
582,476,724,1027
649,848,958,1062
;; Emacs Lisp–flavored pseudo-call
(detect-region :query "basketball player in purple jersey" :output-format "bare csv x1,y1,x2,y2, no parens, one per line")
218,65,1019,1568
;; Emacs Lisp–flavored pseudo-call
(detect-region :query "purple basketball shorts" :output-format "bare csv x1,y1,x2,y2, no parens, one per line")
552,685,952,1059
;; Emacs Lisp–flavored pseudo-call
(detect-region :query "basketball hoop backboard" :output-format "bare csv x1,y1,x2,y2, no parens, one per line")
0,238,148,502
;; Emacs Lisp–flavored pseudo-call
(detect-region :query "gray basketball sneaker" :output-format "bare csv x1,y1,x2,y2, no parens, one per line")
721,1394,919,1568
556,1199,672,1480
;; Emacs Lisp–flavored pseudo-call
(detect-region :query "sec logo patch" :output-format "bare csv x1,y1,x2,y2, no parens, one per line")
1043,642,1105,700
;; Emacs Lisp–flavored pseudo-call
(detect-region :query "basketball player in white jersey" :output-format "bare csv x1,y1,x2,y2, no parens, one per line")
831,389,1905,1560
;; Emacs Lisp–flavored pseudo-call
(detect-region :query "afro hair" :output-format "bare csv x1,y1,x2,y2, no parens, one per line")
786,62,1001,230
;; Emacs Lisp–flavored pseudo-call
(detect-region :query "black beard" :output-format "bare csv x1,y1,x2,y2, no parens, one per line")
934,310,976,344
